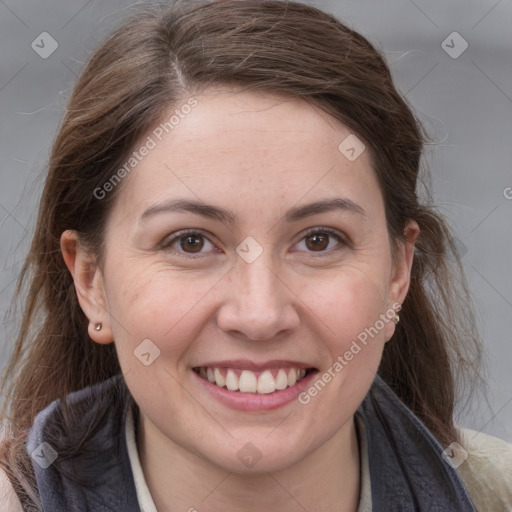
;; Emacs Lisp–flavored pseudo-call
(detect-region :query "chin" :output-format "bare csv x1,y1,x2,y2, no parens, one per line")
195,436,308,475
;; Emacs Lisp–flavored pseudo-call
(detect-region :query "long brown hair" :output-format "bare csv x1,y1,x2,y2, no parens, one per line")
0,1,483,509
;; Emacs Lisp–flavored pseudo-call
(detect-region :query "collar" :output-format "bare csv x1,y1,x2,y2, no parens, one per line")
356,375,476,511
27,374,476,511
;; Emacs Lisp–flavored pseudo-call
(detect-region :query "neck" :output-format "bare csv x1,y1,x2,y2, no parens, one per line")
137,413,361,512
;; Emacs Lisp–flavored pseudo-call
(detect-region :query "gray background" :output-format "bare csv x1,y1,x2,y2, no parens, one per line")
1,0,511,442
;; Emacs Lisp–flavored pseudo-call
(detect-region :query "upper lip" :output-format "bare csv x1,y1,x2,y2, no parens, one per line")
193,359,316,371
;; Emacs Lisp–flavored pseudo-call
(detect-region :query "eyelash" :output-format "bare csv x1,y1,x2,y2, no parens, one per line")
160,227,348,258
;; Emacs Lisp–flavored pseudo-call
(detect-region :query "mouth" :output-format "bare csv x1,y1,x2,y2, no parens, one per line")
193,366,315,394
192,360,319,411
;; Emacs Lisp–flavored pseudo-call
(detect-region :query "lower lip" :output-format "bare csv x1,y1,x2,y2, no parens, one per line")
193,370,318,411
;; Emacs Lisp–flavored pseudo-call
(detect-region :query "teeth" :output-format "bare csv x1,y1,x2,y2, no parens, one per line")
287,368,297,387
225,369,239,391
214,367,225,387
239,370,257,393
275,369,288,390
206,367,215,383
257,370,276,394
198,366,309,394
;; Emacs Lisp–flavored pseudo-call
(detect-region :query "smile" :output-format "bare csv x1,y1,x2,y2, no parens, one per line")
192,360,319,411
194,366,310,394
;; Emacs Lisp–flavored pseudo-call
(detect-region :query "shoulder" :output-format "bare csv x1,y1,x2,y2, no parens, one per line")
457,427,512,511
0,467,24,512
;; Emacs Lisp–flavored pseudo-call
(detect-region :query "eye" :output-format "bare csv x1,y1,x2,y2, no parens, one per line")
161,230,217,256
294,227,347,254
160,227,347,258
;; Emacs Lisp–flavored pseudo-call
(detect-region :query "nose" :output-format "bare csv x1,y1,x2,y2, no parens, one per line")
216,256,300,341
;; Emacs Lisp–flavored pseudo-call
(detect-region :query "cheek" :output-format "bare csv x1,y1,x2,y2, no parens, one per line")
298,266,390,412
295,269,389,414
303,265,390,344
105,262,222,367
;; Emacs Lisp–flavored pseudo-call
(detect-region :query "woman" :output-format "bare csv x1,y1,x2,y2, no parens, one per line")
1,1,511,510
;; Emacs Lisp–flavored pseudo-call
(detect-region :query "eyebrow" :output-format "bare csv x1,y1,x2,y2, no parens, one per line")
139,197,365,225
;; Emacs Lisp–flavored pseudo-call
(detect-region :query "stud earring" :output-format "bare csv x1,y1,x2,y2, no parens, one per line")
392,314,400,325
94,322,103,331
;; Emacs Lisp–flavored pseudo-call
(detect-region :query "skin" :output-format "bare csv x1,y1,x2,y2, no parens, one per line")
62,88,418,512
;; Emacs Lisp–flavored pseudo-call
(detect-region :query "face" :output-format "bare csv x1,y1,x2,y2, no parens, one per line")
65,88,416,474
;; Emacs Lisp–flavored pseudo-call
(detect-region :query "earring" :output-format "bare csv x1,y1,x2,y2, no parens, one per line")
94,322,103,331
392,314,400,325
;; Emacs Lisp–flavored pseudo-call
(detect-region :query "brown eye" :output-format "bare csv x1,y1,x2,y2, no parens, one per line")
162,230,216,256
294,228,346,254
305,233,329,251
180,234,205,253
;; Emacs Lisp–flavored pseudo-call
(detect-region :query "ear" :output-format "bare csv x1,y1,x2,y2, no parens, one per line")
384,220,420,340
60,230,113,344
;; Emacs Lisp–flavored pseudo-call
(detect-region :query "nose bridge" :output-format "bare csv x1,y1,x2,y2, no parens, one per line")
237,251,283,314
217,248,298,340
235,234,281,298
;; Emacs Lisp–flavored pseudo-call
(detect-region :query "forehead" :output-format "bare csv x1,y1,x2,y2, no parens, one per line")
111,89,381,221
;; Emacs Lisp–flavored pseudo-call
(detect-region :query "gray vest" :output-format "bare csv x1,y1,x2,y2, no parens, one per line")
26,375,476,511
